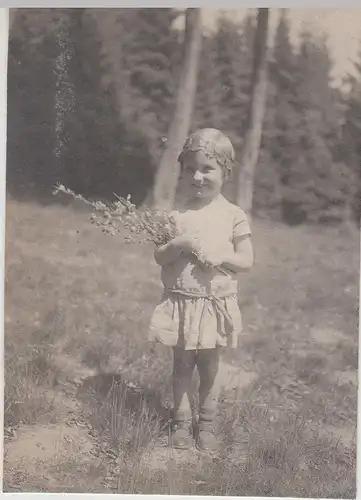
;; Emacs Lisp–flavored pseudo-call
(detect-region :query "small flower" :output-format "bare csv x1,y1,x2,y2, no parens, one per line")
54,185,221,273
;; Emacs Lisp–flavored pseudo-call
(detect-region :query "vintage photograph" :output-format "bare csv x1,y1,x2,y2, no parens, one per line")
3,7,359,496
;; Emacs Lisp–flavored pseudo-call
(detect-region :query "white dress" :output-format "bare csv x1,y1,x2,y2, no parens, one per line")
149,195,251,350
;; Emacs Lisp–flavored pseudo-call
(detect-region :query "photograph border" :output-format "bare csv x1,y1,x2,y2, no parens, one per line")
1,3,360,500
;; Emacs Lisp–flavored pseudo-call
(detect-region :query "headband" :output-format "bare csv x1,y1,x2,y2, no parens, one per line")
177,135,235,172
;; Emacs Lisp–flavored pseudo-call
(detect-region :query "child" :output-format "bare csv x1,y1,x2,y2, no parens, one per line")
149,128,253,453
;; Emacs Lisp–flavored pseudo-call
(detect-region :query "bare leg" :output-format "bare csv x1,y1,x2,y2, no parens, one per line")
171,347,197,449
197,347,222,422
172,347,197,421
196,348,223,452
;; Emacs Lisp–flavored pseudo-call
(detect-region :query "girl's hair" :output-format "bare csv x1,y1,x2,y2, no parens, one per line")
178,128,235,175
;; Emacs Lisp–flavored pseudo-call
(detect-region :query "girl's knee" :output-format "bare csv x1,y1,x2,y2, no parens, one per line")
173,348,196,376
197,348,221,369
197,351,221,383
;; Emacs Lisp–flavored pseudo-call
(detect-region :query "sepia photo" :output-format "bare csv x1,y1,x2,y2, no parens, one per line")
3,7,359,497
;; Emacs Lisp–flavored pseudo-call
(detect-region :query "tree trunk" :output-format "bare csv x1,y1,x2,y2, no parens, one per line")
152,8,202,211
235,8,270,217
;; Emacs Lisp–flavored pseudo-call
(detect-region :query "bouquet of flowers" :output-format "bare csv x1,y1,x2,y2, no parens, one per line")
53,184,226,274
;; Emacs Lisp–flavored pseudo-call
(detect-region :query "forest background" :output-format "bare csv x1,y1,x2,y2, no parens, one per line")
6,8,361,225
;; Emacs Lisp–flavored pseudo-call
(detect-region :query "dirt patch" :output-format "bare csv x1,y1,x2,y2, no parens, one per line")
140,436,201,472
310,327,349,345
3,421,98,492
318,423,356,448
330,369,357,387
220,361,258,392
5,423,94,466
3,349,100,492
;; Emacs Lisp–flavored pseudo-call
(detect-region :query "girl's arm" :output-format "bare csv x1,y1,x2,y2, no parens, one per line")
221,235,253,273
197,208,253,273
154,235,199,266
201,235,253,273
154,240,183,266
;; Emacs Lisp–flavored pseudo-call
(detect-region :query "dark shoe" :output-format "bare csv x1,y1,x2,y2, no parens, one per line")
196,421,219,453
171,421,192,450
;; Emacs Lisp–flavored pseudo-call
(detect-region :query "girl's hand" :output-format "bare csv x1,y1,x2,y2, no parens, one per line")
172,234,201,255
198,250,224,268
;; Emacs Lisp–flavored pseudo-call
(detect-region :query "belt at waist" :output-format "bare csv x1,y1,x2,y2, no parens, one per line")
164,288,236,332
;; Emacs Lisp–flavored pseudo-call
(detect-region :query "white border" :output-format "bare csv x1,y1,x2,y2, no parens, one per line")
0,496,339,499
1,4,359,500
0,6,8,498
3,1,361,6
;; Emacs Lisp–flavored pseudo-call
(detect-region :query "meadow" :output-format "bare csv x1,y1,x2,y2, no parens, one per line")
3,196,359,496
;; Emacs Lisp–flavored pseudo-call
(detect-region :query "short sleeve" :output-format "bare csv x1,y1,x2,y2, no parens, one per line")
233,208,251,241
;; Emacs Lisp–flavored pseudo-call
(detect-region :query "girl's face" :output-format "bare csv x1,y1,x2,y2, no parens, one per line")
180,150,224,202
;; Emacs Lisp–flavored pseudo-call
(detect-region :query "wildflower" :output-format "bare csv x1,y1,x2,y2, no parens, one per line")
53,184,225,273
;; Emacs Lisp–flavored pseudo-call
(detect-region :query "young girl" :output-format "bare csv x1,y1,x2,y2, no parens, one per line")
149,128,253,453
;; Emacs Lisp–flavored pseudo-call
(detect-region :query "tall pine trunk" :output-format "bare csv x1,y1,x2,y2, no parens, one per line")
152,8,202,211
235,8,270,217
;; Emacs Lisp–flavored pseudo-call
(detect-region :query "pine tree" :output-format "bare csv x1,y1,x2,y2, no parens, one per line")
255,9,299,221
193,12,256,143
65,9,153,204
342,42,361,221
287,30,349,224
116,8,181,164
152,8,202,210
235,8,270,216
7,9,57,199
213,15,249,135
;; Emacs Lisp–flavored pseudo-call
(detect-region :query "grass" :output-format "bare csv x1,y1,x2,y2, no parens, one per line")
3,196,359,496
